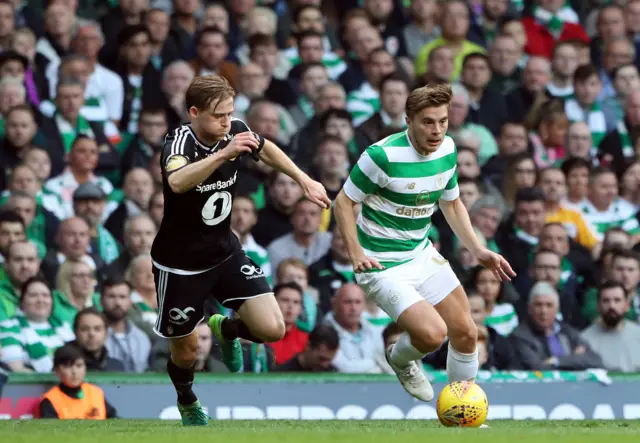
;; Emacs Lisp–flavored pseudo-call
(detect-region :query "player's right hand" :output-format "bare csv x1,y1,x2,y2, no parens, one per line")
352,255,385,273
218,132,259,161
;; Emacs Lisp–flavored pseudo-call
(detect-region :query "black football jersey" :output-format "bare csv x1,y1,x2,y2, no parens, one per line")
151,118,265,271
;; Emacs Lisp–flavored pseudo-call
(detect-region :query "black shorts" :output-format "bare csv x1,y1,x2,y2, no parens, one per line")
152,252,272,338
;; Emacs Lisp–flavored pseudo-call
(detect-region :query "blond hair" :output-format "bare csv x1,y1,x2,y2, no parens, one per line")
125,254,152,287
276,258,309,282
405,83,452,119
185,75,236,111
56,259,91,301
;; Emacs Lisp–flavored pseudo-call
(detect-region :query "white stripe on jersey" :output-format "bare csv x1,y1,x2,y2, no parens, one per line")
171,126,188,156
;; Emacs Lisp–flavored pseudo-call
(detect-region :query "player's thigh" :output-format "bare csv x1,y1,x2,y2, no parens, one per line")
416,260,462,307
433,284,477,343
211,253,283,339
152,265,209,339
356,267,425,323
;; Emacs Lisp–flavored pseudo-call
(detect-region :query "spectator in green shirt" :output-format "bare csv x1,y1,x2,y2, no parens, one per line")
582,249,640,323
51,259,100,326
0,240,41,321
0,276,74,373
0,210,26,265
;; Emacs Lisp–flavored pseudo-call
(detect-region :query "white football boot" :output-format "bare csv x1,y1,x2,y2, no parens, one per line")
385,345,434,402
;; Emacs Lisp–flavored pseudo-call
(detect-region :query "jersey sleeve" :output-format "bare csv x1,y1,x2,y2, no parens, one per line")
161,126,197,177
440,140,459,201
440,169,460,201
342,146,389,203
230,118,265,161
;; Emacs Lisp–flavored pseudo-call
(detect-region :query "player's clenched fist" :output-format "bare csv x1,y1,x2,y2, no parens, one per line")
351,254,385,273
218,132,259,161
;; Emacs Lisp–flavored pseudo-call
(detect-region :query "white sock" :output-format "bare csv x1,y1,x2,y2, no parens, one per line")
446,342,479,382
390,332,426,368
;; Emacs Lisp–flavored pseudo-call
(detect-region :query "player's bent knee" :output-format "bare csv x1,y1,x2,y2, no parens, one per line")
254,316,286,343
451,320,478,353
410,322,447,354
169,334,198,367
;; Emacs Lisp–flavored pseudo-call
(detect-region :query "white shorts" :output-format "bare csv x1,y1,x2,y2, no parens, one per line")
355,243,461,321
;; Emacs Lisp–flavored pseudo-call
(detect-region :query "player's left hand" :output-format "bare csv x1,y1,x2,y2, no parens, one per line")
475,248,516,281
301,178,331,209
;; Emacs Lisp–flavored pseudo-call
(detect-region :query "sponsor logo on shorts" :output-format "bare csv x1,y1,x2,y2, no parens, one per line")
196,171,237,193
168,307,195,325
241,264,264,280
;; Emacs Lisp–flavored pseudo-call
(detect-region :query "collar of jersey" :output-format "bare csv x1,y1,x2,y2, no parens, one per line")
187,124,223,151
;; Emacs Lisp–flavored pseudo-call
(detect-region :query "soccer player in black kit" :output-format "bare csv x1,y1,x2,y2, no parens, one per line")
151,75,330,426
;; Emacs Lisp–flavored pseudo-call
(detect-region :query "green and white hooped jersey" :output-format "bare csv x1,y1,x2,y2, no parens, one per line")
342,132,459,270
578,198,640,236
0,315,74,373
283,44,347,80
346,82,380,127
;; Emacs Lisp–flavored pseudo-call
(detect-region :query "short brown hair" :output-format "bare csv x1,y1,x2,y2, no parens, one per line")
405,84,452,118
185,75,236,111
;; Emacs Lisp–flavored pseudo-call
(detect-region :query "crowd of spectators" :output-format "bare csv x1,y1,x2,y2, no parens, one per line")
1,0,640,376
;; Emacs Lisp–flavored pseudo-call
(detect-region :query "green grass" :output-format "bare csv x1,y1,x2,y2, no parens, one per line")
2,420,639,443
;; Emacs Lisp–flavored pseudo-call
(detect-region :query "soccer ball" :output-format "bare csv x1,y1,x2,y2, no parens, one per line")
436,381,488,427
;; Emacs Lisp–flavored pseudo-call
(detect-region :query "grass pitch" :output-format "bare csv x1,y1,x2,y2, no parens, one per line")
2,420,639,443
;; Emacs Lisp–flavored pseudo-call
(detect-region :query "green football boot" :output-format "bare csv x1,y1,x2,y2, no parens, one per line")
208,314,243,372
177,400,208,426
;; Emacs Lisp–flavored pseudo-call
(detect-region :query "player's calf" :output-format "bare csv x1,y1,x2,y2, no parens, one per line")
446,318,479,383
168,334,198,406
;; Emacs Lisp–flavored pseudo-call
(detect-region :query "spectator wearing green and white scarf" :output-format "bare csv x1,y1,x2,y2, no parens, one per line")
41,54,122,147
523,0,586,59
39,78,121,183
564,64,618,154
0,277,74,373
72,182,120,265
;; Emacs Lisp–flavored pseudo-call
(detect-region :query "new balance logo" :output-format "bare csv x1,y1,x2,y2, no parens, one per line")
241,264,264,280
168,307,195,325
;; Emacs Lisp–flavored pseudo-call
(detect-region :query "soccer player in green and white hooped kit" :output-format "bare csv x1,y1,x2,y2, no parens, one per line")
334,83,516,402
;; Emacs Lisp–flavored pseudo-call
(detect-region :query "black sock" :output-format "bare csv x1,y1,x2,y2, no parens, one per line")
221,317,264,343
167,357,198,405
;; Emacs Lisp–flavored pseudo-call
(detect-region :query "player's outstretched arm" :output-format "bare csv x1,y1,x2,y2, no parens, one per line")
167,132,257,194
259,139,331,209
439,197,516,281
334,190,384,273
